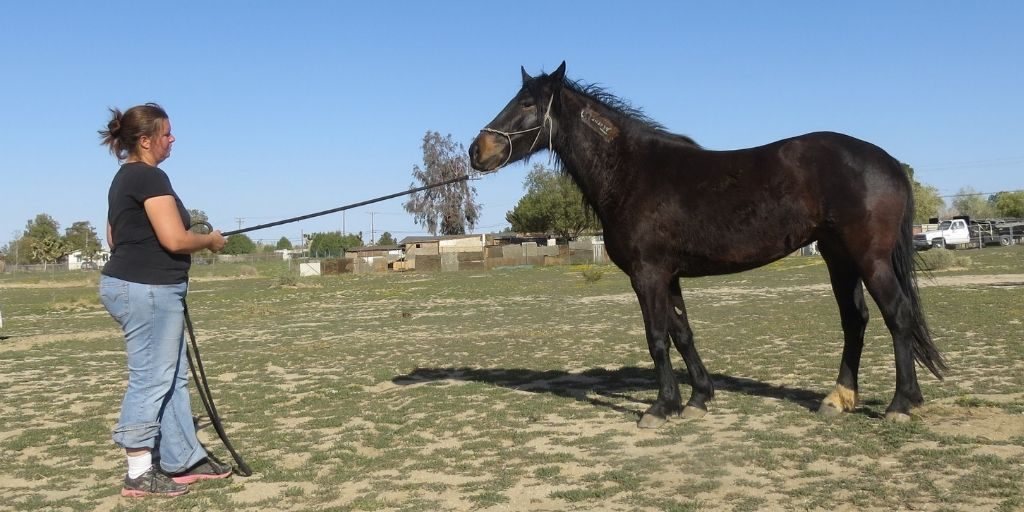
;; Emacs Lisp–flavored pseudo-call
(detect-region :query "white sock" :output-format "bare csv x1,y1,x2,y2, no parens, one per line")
126,452,153,479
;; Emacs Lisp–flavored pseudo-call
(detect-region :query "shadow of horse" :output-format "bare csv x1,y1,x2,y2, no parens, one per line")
391,367,883,419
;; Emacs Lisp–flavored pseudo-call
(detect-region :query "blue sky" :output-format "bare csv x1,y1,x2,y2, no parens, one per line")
2,2,1022,247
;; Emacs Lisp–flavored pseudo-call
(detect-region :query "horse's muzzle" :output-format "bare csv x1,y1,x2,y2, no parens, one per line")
469,132,507,172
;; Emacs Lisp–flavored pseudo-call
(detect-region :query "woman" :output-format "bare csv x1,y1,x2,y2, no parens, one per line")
98,103,230,497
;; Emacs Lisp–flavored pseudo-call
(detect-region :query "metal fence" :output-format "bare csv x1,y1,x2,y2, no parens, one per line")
2,263,70,274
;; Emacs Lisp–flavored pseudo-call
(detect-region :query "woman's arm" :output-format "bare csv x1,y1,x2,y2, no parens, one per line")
144,195,226,254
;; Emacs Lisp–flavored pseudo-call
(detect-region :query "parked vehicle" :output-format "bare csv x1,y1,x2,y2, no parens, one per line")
914,216,1024,250
914,218,970,250
969,219,1023,247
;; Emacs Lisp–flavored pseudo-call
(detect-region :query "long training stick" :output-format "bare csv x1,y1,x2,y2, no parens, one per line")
220,175,473,237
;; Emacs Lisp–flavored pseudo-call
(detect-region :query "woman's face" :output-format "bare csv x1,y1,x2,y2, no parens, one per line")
138,119,175,164
149,119,175,163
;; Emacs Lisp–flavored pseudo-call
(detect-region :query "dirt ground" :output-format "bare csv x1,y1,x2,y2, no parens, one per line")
1,270,1022,511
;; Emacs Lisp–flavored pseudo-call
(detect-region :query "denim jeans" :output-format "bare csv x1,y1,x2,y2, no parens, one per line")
99,275,207,473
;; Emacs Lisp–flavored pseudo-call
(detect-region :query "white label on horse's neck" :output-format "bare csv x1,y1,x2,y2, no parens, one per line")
581,107,619,142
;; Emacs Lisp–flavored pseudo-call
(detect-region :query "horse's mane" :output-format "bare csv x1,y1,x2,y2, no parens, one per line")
562,78,701,148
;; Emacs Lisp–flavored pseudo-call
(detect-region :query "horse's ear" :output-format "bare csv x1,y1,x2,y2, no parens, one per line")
550,61,566,83
521,66,533,84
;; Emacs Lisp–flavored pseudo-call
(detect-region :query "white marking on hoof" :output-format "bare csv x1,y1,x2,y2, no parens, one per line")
822,384,858,413
884,411,912,423
637,413,667,429
680,406,707,419
816,403,844,416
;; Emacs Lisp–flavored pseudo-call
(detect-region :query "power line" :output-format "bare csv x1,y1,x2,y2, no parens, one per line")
939,189,1024,199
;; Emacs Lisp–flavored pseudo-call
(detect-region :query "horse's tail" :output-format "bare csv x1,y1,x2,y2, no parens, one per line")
893,188,947,379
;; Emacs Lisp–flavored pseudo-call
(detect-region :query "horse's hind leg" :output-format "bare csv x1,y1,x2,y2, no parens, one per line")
668,279,713,418
858,256,925,421
818,243,869,415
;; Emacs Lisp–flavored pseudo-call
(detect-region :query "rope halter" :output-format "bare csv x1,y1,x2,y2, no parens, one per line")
479,94,555,170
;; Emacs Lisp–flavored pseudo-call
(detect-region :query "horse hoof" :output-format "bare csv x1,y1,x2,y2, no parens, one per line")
680,406,707,419
817,403,844,416
884,411,912,423
637,413,667,429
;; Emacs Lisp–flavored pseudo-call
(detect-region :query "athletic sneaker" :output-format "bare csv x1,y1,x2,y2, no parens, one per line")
169,458,233,484
121,467,189,497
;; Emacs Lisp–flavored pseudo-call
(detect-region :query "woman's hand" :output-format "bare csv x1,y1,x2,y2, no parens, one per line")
207,231,227,253
145,195,225,255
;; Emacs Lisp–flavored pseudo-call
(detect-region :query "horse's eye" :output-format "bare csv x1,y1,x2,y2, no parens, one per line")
522,101,536,110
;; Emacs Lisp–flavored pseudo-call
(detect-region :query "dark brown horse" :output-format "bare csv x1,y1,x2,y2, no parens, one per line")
469,62,945,426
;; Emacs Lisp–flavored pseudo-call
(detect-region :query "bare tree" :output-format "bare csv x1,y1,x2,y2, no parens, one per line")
404,131,480,235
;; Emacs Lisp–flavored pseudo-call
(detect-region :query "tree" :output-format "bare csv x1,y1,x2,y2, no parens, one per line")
3,234,32,265
275,237,293,250
31,235,68,269
951,186,996,219
222,234,256,255
64,221,102,260
25,213,60,241
404,131,480,235
376,232,397,246
991,191,1024,218
188,209,209,231
506,164,601,239
901,163,944,223
17,214,62,264
308,231,363,257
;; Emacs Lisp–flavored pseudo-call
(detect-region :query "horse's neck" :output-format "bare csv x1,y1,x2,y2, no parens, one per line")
552,91,635,215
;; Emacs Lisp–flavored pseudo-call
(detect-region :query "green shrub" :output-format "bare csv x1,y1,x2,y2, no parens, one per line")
580,265,606,283
918,248,971,270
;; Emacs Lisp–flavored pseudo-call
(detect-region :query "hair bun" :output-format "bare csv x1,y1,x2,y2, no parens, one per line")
106,112,123,137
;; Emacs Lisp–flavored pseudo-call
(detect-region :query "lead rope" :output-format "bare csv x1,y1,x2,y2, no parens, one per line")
183,300,253,477
178,173,483,476
480,94,555,169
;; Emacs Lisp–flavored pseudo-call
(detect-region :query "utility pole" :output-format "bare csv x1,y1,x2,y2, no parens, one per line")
235,217,245,231
12,233,18,272
367,212,377,245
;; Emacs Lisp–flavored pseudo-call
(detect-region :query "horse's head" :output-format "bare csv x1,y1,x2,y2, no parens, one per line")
469,61,566,173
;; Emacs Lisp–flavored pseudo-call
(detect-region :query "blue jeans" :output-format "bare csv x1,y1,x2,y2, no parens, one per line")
99,275,207,473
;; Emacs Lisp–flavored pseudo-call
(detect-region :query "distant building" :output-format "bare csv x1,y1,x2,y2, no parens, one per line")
67,249,110,270
275,249,303,260
345,244,404,273
398,234,487,271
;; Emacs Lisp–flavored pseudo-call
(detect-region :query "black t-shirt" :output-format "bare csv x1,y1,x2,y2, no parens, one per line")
102,162,191,284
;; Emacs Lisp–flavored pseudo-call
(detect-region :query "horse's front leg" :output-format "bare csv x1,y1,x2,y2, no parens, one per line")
632,273,683,429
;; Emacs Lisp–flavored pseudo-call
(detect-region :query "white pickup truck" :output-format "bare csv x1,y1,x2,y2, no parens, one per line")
914,218,971,250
